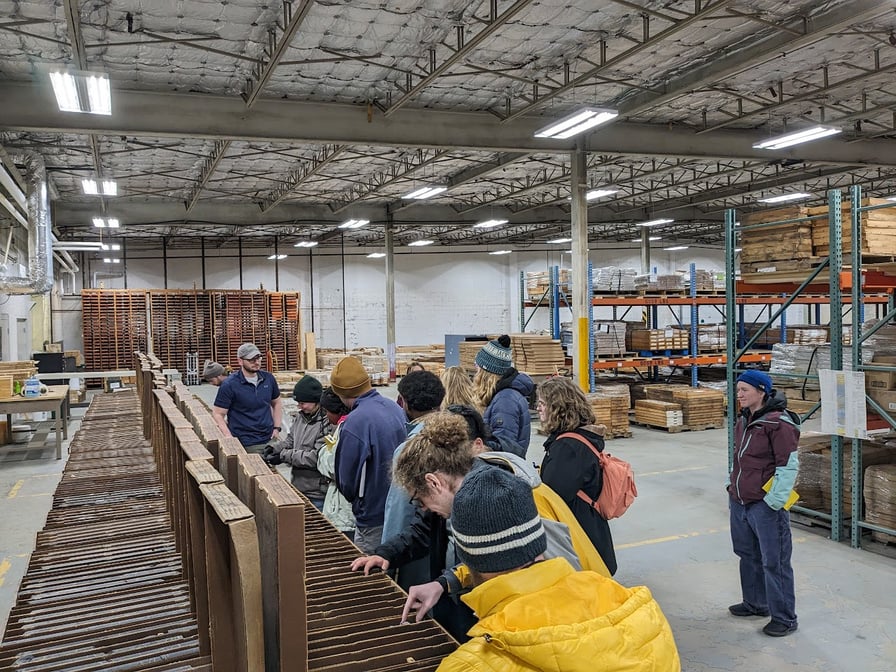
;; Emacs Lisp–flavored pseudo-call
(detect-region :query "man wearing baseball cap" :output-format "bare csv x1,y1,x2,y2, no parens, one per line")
212,342,282,454
201,360,229,386
728,369,800,637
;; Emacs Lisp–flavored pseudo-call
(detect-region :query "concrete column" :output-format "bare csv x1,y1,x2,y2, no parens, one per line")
570,138,589,390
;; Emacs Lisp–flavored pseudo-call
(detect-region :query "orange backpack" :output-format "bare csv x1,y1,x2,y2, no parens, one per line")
557,432,638,520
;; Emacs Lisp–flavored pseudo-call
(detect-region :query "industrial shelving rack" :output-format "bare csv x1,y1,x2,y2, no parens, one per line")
81,289,302,373
725,186,896,551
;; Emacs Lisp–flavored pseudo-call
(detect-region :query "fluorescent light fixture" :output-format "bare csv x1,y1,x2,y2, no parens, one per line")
664,245,689,251
473,219,508,229
547,237,572,244
757,192,811,204
101,243,121,251
534,107,619,139
404,186,447,200
53,241,105,251
49,70,111,115
631,236,662,242
489,250,512,255
339,218,369,229
586,188,618,201
92,217,120,228
82,178,117,196
267,254,287,260
638,218,673,227
886,196,896,202
753,126,841,150
408,239,434,247
294,241,318,248
366,252,386,258
102,257,120,264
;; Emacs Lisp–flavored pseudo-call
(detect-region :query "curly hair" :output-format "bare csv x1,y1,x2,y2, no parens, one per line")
393,412,476,494
440,366,481,412
472,367,500,408
538,377,595,435
397,370,445,412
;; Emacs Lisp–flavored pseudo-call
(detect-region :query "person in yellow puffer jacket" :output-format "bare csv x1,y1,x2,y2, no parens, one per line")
433,464,681,672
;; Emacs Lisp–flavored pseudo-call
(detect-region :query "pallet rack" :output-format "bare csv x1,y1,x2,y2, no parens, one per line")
725,186,896,551
81,289,302,372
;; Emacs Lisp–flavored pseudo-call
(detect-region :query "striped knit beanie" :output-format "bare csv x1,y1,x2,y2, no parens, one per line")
451,463,546,573
474,334,513,375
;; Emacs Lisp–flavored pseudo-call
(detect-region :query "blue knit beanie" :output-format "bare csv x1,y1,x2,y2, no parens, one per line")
737,370,773,395
474,334,513,375
452,464,546,573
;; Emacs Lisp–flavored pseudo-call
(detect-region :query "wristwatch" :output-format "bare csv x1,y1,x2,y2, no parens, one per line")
273,426,281,431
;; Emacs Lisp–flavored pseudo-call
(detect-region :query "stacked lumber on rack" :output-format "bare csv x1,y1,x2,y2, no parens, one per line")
510,334,566,375
634,399,683,429
740,206,815,274
808,198,896,256
865,464,896,544
316,349,389,384
628,328,689,351
525,269,570,300
587,384,631,438
593,321,627,356
644,384,726,428
593,266,638,293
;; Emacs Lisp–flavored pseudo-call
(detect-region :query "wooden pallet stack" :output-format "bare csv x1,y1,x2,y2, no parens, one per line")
865,465,896,544
644,385,726,429
587,384,631,438
634,399,684,429
510,334,566,375
396,344,446,376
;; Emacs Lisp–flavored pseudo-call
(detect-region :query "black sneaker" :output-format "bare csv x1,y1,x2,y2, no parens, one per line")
728,602,770,617
763,620,798,637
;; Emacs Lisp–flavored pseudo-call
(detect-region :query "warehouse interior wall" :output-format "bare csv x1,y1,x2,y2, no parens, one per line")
2,242,825,357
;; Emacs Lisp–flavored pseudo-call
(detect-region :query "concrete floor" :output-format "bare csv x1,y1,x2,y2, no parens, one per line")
1,383,894,670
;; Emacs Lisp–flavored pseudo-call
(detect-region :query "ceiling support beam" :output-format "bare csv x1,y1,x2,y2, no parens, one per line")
260,144,346,212
4,83,896,166
242,0,315,107
184,140,231,213
616,0,895,119
503,0,734,122
383,0,536,116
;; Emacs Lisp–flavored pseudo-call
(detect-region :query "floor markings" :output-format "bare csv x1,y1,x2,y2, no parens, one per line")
637,466,710,477
617,528,723,549
5,480,24,499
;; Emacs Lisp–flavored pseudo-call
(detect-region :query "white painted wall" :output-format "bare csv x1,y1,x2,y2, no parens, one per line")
38,241,823,351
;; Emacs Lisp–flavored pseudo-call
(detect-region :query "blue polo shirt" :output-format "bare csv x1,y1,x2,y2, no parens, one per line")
213,369,281,447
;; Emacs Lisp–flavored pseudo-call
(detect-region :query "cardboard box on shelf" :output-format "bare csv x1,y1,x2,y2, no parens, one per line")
868,389,896,412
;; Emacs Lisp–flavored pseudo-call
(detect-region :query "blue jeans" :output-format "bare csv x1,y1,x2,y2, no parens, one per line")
729,498,797,627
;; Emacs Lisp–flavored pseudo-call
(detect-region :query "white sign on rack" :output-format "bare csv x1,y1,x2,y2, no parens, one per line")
818,368,867,438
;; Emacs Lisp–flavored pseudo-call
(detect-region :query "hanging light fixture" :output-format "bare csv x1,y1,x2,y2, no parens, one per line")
339,219,369,229
752,126,841,150
82,178,117,196
473,219,508,229
757,193,811,204
637,218,673,227
49,70,112,115
534,107,618,139
294,241,318,248
404,186,447,200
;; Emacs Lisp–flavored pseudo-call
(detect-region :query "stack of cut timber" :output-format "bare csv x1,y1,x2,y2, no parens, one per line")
0,360,38,389
316,349,389,384
628,328,689,351
593,321,627,356
865,464,896,544
819,442,893,518
645,385,726,428
396,344,446,376
634,399,683,428
510,334,566,375
587,384,631,438
593,266,637,293
525,269,570,300
740,206,814,274
808,198,896,256
458,339,492,373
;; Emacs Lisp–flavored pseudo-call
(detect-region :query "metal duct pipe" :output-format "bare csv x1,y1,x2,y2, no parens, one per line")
1,152,54,294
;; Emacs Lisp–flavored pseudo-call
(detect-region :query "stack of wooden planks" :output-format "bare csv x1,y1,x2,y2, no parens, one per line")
808,198,896,256
510,334,566,375
865,465,896,544
587,384,631,438
316,349,389,384
396,344,446,376
644,384,726,429
634,399,683,429
593,321,627,356
628,328,689,351
0,361,38,397
740,206,814,274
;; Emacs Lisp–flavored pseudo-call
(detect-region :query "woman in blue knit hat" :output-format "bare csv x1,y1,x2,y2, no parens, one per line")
728,369,800,637
471,335,534,454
